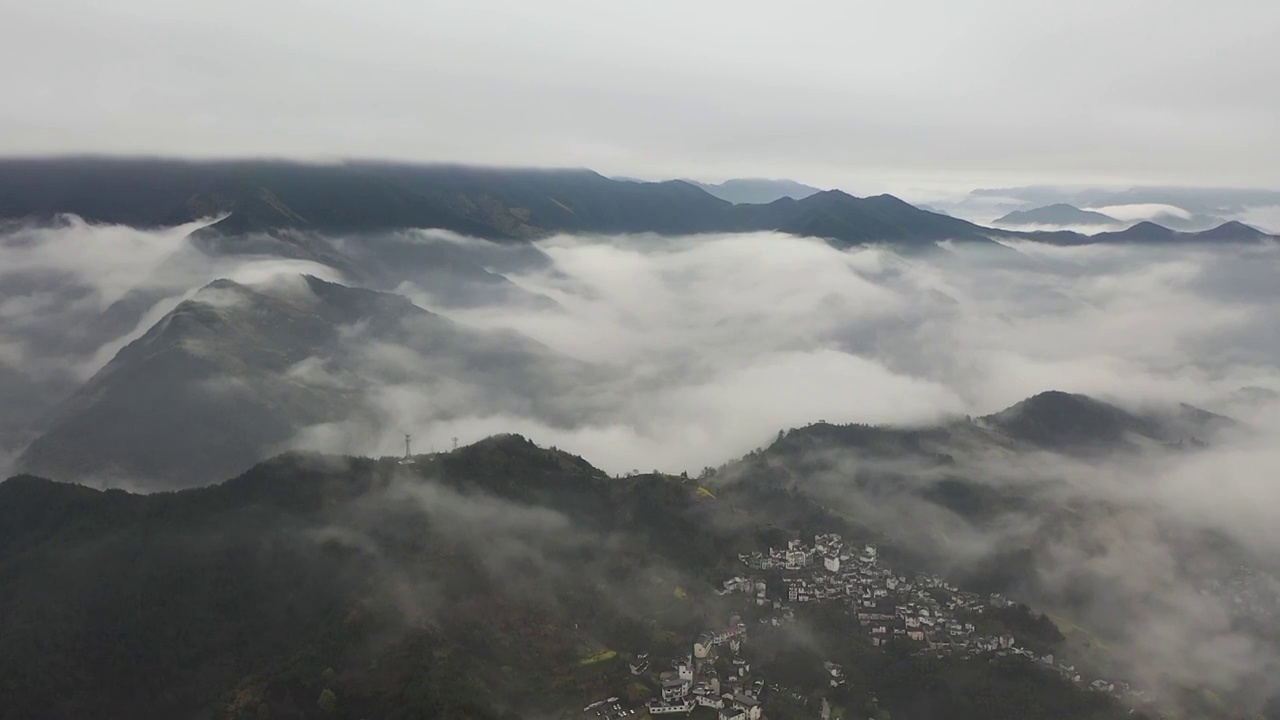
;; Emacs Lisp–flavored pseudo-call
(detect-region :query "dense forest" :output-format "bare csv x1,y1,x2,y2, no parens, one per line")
0,433,1144,720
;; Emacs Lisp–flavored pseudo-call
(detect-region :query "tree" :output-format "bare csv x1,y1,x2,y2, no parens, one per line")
318,688,337,713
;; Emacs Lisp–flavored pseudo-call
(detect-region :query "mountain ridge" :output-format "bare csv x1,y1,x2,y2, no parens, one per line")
0,387,1254,718
994,203,1123,227
683,177,824,204
0,157,996,248
14,275,581,489
0,435,1142,720
3,159,1275,256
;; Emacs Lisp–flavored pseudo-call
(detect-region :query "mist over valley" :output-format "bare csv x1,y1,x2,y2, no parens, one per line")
2,158,1280,720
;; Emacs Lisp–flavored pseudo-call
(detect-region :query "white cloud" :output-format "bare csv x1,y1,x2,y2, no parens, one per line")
2,1,1278,189
8,220,1280,707
1237,205,1280,234
323,231,1278,476
1089,203,1193,222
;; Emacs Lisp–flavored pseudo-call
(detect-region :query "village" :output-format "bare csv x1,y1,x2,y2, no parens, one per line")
585,532,1146,720
727,534,1146,704
582,619,764,720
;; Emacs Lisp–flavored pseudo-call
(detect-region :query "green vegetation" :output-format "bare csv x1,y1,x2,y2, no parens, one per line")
578,650,618,666
960,604,1066,656
0,435,1136,720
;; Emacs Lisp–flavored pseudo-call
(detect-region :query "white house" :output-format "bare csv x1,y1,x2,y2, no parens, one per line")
694,690,725,709
649,699,695,715
732,694,763,720
662,677,692,703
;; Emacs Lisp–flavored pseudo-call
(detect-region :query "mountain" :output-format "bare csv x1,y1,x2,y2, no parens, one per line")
684,178,824,204
955,186,1280,232
718,390,1239,585
14,275,578,489
993,204,1122,228
0,157,733,238
3,389,1259,718
776,390,1233,458
707,392,1237,592
0,436,1134,720
1024,220,1278,246
0,158,1000,249
979,390,1230,450
780,192,995,245
0,442,718,720
711,391,1277,715
1092,221,1179,243
722,392,1232,527
1090,220,1271,244
4,158,1272,250
1191,220,1273,242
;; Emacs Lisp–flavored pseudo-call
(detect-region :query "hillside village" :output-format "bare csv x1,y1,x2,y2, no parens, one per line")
587,533,1146,720
732,534,1147,705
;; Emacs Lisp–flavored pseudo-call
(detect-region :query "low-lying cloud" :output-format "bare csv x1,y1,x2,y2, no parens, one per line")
384,232,1279,474
0,217,345,456
365,229,1280,708
6,220,1280,482
6,217,1280,712
1088,203,1193,222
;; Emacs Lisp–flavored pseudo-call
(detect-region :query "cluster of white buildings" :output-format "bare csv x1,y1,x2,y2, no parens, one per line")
730,536,988,641
594,531,1156,719
645,620,769,720
737,533,856,574
728,534,1146,703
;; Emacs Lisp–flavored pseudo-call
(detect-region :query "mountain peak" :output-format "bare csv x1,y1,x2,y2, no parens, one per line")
201,277,245,292
981,391,1158,449
1121,221,1176,237
1196,220,1269,241
980,391,1230,451
993,204,1122,227
684,177,823,204
865,193,913,206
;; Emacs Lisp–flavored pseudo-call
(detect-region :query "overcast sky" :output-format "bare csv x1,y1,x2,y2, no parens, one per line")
2,0,1277,194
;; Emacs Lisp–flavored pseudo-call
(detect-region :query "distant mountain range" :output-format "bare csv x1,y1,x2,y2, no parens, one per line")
1026,220,1273,246
953,186,1280,233
682,178,823,204
993,204,1123,228
3,158,1274,249
0,158,990,249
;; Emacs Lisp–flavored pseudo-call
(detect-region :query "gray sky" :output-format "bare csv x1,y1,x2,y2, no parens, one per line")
2,0,1278,194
